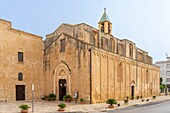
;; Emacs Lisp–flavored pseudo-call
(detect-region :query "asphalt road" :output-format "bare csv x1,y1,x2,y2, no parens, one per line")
108,100,170,113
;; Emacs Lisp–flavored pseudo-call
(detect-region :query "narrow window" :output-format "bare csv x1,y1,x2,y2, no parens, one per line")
101,38,104,49
129,44,133,58
117,44,123,56
60,39,65,52
18,72,23,81
101,23,104,32
167,64,170,69
108,24,111,33
18,52,23,62
166,71,170,77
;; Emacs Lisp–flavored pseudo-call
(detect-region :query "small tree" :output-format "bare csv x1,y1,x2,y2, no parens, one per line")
124,99,128,105
63,95,72,102
80,98,84,102
106,99,117,106
19,104,30,110
48,94,56,100
58,103,66,109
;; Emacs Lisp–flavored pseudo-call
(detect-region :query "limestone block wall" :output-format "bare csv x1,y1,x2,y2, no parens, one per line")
91,49,160,103
0,19,44,101
44,33,91,100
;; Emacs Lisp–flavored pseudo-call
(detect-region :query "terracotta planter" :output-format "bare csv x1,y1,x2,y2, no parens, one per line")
58,108,65,111
21,110,28,113
80,102,86,104
108,105,114,108
66,98,72,102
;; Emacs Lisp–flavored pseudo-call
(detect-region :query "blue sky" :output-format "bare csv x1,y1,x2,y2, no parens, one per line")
1,0,170,62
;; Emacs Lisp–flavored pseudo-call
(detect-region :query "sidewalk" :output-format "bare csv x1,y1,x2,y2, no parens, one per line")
0,95,170,113
65,95,170,113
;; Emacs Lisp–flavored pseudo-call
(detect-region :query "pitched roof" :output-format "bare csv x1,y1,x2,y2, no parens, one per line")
99,8,111,23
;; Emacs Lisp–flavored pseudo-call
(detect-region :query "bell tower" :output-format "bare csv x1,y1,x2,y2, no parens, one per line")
98,8,112,34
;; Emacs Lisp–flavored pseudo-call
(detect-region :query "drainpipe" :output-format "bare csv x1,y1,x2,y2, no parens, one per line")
89,48,92,104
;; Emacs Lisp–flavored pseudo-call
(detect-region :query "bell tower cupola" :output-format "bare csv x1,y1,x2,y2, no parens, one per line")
98,8,112,34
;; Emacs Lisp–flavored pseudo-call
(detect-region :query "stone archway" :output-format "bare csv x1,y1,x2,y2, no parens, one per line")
53,62,71,100
131,80,135,98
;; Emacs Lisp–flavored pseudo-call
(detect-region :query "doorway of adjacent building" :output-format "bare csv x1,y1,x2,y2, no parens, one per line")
59,79,66,101
131,86,134,98
16,85,25,101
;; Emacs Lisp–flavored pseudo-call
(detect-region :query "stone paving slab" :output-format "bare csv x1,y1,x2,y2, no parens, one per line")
0,95,170,113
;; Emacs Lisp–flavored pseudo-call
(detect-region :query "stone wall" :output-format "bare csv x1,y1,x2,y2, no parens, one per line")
91,49,160,103
45,23,160,103
44,33,91,100
0,19,44,101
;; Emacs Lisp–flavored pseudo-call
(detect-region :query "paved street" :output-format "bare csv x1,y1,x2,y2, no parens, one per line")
0,95,170,113
108,100,170,113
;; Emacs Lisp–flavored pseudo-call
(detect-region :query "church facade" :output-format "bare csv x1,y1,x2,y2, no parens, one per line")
0,9,160,103
44,9,160,103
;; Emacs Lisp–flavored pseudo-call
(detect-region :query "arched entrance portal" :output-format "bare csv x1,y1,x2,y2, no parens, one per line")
131,86,134,98
54,62,71,100
59,79,66,100
131,80,135,98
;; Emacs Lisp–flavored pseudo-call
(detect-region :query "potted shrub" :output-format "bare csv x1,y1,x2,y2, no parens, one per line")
48,93,56,101
126,96,129,100
43,95,48,100
130,96,134,100
106,99,117,108
124,99,128,105
153,95,156,99
146,99,149,102
136,96,140,99
141,99,144,102
140,96,143,99
41,95,48,100
47,96,51,101
63,95,72,102
19,104,30,113
80,98,85,104
58,103,66,111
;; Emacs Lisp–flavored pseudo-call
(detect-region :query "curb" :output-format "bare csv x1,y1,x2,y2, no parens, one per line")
100,98,170,112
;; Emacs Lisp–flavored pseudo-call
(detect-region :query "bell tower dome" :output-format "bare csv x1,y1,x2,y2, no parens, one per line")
98,8,112,34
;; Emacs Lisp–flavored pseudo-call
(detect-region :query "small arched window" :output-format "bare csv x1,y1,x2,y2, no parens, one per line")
18,72,23,81
117,44,123,56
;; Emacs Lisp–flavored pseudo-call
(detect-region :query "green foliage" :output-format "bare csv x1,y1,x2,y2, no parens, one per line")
136,96,139,99
19,104,30,110
49,94,56,98
106,99,117,106
63,95,72,101
58,103,66,109
126,96,129,100
160,84,165,89
41,95,48,100
140,96,143,99
124,99,128,104
153,95,156,99
48,94,56,100
160,77,165,90
80,98,84,102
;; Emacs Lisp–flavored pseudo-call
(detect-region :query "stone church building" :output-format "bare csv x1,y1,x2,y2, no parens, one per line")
0,9,160,103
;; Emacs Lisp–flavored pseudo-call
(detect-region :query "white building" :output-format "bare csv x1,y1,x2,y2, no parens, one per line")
155,57,170,92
